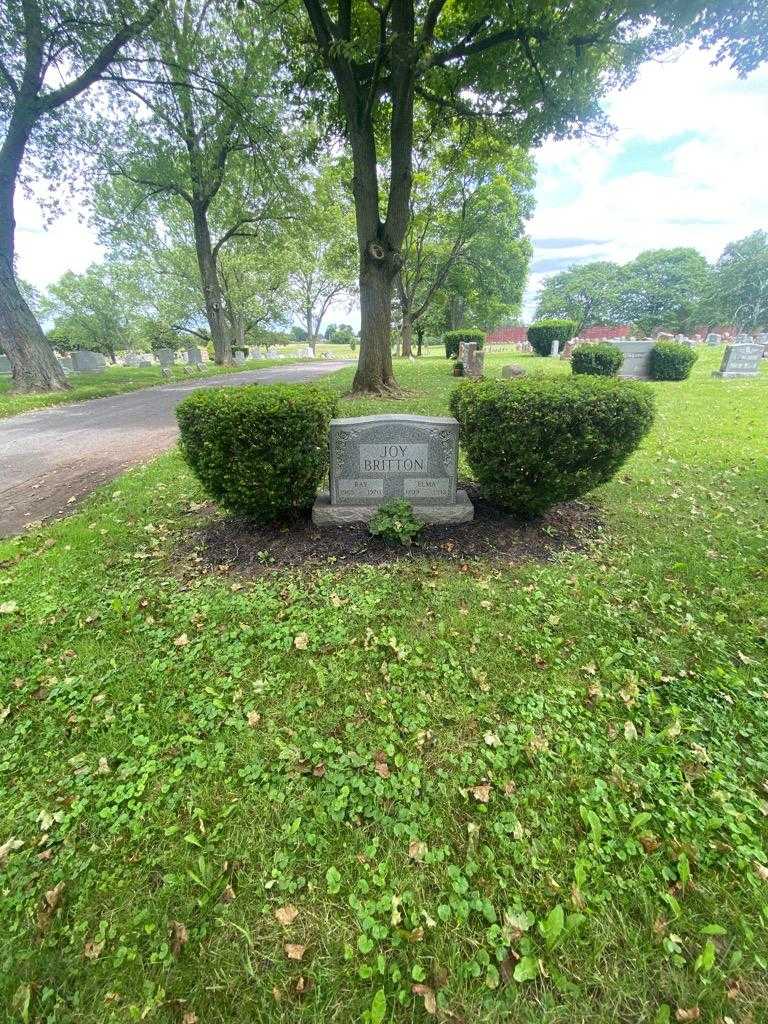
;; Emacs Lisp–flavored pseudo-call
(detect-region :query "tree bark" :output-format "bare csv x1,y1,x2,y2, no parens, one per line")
192,203,231,365
401,311,413,357
0,112,67,392
353,255,397,394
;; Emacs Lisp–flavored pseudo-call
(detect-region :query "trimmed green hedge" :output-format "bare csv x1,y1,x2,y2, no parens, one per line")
450,376,655,518
176,384,338,521
571,342,624,377
444,328,485,359
527,319,577,357
650,340,698,381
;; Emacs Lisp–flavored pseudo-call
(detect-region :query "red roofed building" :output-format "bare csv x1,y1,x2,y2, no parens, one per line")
485,326,528,345
485,324,632,345
576,324,631,340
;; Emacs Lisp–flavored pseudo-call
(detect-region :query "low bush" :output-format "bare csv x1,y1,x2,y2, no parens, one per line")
527,319,577,357
450,376,655,518
368,500,424,546
177,383,338,521
444,328,485,359
649,340,698,381
571,342,624,377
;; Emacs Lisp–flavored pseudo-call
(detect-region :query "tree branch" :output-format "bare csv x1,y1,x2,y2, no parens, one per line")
40,0,167,113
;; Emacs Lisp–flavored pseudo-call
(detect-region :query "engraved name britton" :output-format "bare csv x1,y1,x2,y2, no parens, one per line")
359,443,429,474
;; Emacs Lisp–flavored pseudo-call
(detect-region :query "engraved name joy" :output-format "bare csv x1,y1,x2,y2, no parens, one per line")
359,443,429,473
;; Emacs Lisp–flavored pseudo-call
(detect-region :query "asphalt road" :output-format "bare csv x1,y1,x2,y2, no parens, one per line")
0,361,350,537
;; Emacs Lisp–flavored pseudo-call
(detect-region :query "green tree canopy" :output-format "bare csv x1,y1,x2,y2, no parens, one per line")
706,230,768,332
397,131,533,354
534,262,623,333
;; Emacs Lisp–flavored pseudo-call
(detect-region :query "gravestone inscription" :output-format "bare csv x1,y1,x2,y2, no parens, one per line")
712,343,762,379
0,355,11,374
312,414,473,525
613,340,654,380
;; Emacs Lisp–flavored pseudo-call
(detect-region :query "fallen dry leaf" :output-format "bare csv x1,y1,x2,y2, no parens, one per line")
0,601,18,614
293,633,309,650
624,720,638,741
0,836,23,867
220,884,236,904
182,1014,198,1024
754,862,768,882
285,943,306,961
408,840,427,862
675,1009,700,1022
484,731,502,747
470,782,491,803
412,983,437,1015
173,633,189,648
84,939,104,960
373,750,391,778
275,904,299,926
97,757,111,775
170,920,189,957
37,881,65,933
295,975,314,996
246,710,261,728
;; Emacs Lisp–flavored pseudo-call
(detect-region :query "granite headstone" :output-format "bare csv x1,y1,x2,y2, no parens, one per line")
613,340,654,380
713,343,762,379
312,414,473,525
71,350,107,372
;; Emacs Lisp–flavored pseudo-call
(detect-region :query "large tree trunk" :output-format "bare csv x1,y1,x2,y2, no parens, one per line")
192,204,231,365
0,114,67,392
352,255,397,395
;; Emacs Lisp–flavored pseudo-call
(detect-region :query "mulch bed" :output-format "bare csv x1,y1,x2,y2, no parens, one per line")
178,484,603,577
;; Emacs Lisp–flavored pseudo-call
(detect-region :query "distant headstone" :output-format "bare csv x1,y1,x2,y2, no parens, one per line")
502,363,526,378
249,346,262,360
706,333,721,346
138,357,153,367
463,342,484,378
233,351,245,364
613,340,654,380
57,356,74,373
712,343,762,379
155,347,176,367
312,414,473,526
560,339,577,360
0,355,11,374
124,352,141,367
186,346,203,365
71,350,107,372
550,338,560,357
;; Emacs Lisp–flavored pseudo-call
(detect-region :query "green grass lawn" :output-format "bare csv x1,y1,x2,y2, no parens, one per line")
1,348,767,1023
0,356,318,421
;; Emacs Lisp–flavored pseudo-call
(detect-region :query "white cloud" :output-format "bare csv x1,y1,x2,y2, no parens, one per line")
525,45,768,318
15,190,103,288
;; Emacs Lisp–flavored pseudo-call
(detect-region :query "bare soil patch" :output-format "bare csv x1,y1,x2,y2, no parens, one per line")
178,484,603,577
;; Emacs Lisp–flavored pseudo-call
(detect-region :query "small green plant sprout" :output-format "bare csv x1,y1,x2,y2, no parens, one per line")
368,499,424,546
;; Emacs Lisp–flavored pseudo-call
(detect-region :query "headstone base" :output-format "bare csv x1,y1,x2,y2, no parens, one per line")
311,490,474,526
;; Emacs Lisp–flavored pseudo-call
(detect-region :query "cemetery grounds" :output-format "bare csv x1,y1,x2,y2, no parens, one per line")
1,345,767,1023
0,350,331,421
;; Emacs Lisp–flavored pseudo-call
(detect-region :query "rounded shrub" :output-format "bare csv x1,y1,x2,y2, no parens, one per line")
449,376,655,518
444,328,485,359
571,342,624,377
176,383,338,521
527,319,577,357
649,340,698,381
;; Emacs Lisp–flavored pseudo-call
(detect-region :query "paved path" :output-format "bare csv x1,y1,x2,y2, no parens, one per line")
0,362,350,537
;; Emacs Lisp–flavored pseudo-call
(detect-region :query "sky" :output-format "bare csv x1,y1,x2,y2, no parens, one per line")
13,44,768,328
